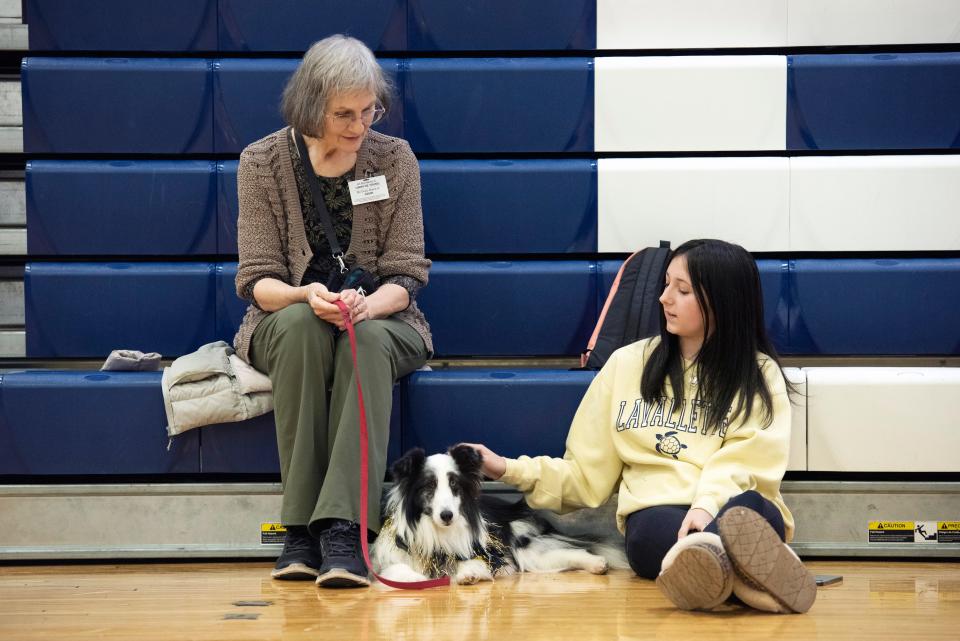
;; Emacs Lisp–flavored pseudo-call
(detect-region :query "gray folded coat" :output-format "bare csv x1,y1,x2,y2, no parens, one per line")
102,349,162,371
161,341,273,437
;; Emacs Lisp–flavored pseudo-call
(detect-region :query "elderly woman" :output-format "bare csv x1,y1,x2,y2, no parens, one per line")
234,35,432,588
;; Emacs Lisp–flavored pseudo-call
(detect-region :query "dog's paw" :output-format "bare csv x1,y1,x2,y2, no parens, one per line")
379,563,430,584
584,556,609,575
454,559,493,585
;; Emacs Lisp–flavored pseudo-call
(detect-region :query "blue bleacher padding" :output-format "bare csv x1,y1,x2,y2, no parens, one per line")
32,259,956,361
217,161,240,254
213,58,404,153
218,0,406,52
407,0,595,51
22,58,214,154
215,262,244,342
26,161,218,256
787,53,960,150
757,259,789,353
402,369,596,457
220,261,597,357
0,371,198,475
213,59,296,153
416,261,597,357
27,257,959,365
199,412,278,473
218,159,597,255
598,259,620,305
420,159,597,254
199,388,402,473
403,58,594,153
789,259,960,355
25,263,217,358
25,0,217,51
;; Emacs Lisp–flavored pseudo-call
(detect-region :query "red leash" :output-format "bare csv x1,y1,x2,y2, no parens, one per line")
335,300,450,590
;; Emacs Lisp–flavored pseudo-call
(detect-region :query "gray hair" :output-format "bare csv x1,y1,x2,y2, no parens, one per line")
281,35,393,138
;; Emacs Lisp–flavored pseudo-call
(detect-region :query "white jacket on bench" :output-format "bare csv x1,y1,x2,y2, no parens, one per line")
161,341,273,438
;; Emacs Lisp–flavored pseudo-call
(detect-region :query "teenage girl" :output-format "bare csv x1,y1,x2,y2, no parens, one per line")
466,239,816,613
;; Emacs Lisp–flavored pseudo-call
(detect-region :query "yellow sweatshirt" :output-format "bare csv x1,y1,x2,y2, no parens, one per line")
501,337,794,539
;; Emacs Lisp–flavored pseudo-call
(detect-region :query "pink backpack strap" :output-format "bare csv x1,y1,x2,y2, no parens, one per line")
581,250,641,368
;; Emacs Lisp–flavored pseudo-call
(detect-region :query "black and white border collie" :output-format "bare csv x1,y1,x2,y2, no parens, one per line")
372,445,626,585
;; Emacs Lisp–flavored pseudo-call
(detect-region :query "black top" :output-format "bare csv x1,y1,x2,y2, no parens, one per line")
290,135,422,300
291,153,353,287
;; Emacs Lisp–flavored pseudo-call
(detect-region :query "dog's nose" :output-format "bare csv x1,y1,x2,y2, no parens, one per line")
440,510,453,524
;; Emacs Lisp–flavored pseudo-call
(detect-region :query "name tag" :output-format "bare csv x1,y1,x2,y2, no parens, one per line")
348,175,389,205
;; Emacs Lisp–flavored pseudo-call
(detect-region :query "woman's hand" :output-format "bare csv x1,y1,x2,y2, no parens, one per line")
338,289,370,325
302,284,394,329
460,443,507,480
677,507,714,539
303,283,347,329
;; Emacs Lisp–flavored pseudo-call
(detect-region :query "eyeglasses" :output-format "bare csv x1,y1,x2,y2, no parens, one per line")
325,105,386,129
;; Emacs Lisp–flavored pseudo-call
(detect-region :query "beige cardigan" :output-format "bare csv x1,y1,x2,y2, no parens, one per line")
233,128,433,362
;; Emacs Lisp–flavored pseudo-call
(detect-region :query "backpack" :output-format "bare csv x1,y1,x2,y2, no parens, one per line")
581,244,672,369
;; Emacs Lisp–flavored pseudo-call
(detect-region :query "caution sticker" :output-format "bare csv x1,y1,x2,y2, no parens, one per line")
938,521,960,543
868,520,960,543
260,523,286,545
868,521,914,543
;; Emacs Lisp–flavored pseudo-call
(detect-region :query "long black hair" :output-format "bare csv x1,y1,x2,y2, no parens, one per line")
640,239,787,430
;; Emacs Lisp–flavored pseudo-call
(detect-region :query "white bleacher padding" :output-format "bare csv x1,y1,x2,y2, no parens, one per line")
1,176,26,255
0,81,20,127
806,368,960,472
0,176,23,226
594,56,786,152
597,157,789,252
0,81,21,152
788,0,960,46
0,329,24,357
0,24,25,49
790,155,960,252
597,0,787,49
0,0,25,50
785,368,807,472
596,0,960,49
0,127,21,153
0,228,25,254
0,279,23,326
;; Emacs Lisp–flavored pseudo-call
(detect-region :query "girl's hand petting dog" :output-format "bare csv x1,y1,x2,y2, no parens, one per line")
460,443,506,480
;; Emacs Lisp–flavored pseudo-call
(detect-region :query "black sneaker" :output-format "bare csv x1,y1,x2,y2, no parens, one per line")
271,526,322,580
315,520,371,588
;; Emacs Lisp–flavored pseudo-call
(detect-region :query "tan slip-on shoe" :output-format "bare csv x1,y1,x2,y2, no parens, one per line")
718,506,817,613
656,532,734,611
731,574,791,613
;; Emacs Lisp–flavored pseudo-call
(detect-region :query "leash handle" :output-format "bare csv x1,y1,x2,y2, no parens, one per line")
334,300,450,590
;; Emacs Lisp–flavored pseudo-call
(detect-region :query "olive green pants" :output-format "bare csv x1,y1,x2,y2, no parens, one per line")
249,303,428,534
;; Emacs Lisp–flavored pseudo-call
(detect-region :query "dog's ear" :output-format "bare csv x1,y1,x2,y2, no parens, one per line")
391,447,426,482
448,444,483,479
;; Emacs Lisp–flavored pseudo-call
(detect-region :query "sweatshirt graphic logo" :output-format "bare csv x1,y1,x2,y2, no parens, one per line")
615,396,730,438
655,431,688,459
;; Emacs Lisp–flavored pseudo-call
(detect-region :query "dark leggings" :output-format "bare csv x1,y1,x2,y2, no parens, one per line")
624,490,786,580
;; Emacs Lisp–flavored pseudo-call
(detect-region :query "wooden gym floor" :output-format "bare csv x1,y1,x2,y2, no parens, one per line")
1,560,958,640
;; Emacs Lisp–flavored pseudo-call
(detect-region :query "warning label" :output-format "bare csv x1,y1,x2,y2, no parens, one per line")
868,521,914,543
938,521,960,543
913,521,939,543
260,523,286,545
868,520,960,543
